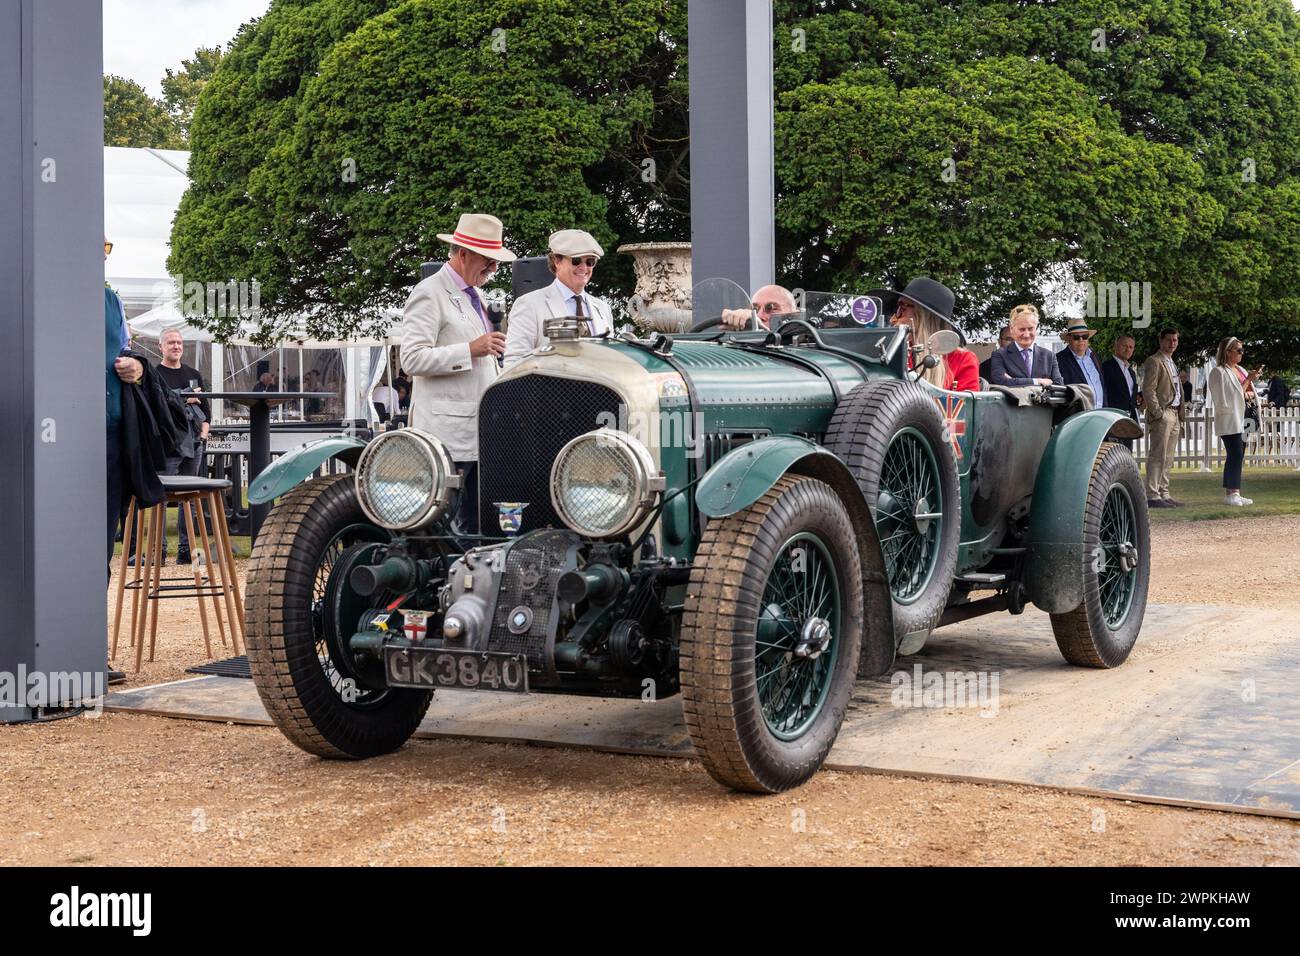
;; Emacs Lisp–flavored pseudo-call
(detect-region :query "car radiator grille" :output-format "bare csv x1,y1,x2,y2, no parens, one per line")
478,375,623,536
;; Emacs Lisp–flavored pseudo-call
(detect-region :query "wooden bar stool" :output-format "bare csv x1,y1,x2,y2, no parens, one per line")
110,475,244,671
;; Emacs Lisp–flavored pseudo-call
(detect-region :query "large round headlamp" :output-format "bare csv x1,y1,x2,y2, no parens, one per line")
551,429,664,539
355,429,459,531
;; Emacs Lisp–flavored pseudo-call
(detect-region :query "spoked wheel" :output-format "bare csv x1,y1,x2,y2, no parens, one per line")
245,473,434,758
876,427,945,603
1050,442,1150,667
681,474,863,793
756,533,843,740
824,380,960,647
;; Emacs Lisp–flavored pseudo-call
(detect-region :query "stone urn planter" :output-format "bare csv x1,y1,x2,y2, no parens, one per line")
617,242,692,333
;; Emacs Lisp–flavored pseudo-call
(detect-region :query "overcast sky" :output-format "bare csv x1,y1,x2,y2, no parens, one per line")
105,0,1300,99
104,0,272,97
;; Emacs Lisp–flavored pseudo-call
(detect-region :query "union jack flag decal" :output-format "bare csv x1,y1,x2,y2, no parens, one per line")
935,394,967,459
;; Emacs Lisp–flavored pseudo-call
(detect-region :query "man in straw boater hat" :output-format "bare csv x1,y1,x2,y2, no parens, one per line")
400,213,516,534
1055,317,1107,408
503,228,614,368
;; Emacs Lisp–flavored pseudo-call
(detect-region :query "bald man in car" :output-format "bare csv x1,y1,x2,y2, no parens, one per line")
720,285,798,330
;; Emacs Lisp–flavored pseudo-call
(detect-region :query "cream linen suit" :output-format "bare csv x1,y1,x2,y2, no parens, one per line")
1140,351,1187,501
503,281,614,369
398,264,498,461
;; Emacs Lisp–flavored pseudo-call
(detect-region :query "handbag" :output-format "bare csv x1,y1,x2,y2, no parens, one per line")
1244,399,1261,437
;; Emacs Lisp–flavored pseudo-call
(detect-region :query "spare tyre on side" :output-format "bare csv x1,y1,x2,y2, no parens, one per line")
823,379,960,652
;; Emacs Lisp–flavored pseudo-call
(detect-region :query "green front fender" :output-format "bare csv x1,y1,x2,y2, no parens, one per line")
1023,410,1143,613
696,436,829,518
696,435,895,676
247,435,367,505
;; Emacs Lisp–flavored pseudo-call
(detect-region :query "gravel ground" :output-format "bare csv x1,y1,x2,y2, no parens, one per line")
1,516,1298,866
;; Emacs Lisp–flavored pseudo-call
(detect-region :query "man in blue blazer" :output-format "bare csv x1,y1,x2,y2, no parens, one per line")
989,303,1064,387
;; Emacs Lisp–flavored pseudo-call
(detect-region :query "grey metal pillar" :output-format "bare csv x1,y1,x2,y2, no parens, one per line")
1,0,108,720
688,0,775,293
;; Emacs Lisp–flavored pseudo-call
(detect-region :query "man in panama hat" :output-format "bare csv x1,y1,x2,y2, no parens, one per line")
504,228,614,368
400,213,516,533
1055,318,1107,407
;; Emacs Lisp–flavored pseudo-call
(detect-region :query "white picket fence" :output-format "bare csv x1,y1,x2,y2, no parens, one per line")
1131,404,1300,470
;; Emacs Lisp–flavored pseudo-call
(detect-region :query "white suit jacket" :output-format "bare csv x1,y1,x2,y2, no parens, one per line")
398,264,498,461
503,281,613,369
1207,364,1246,435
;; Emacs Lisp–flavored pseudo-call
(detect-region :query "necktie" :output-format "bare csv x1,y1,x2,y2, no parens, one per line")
463,287,489,331
1022,348,1033,377
574,294,593,335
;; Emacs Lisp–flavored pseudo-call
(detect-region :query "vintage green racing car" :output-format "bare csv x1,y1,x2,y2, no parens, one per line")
242,280,1149,793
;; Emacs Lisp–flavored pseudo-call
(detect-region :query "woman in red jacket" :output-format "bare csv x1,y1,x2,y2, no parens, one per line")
884,277,980,391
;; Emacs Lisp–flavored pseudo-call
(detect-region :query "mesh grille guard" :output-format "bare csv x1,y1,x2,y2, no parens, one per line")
478,375,623,535
488,531,583,672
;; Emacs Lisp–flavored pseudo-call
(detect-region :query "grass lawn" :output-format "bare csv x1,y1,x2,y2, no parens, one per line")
1153,466,1300,522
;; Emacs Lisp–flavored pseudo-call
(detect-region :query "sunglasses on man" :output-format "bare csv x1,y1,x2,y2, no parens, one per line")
567,256,599,267
1069,333,1091,342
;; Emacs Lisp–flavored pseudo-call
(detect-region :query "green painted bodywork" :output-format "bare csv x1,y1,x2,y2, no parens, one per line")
696,435,830,517
601,336,1093,580
1023,409,1143,613
246,435,366,505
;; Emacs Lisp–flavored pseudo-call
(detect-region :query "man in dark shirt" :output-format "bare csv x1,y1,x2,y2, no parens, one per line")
155,328,211,564
1267,374,1291,408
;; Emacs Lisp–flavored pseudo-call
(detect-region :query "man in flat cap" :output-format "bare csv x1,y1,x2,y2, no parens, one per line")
400,212,515,534
503,229,613,369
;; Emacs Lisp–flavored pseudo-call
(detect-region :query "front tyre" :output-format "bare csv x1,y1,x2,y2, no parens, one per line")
245,473,433,758
1050,441,1150,667
681,475,863,793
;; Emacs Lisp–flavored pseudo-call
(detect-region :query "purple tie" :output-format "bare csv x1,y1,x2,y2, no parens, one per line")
463,287,489,331
1022,348,1033,377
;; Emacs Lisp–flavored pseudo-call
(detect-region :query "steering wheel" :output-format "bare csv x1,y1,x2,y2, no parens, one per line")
693,311,760,332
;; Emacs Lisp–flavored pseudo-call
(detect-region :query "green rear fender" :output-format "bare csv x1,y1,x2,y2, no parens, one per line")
697,435,895,675
1024,411,1143,613
247,435,367,506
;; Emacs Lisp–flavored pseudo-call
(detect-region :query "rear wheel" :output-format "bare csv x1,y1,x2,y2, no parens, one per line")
681,475,863,793
1050,442,1150,667
245,473,434,758
824,379,960,647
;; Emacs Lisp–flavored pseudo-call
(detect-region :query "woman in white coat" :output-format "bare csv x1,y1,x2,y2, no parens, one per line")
1207,336,1262,506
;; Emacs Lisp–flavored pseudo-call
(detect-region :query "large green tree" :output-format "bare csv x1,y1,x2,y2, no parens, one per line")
767,0,1300,366
170,0,1300,367
104,75,184,149
170,0,681,342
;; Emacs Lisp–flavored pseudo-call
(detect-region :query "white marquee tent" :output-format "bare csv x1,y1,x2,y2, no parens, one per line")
105,146,402,424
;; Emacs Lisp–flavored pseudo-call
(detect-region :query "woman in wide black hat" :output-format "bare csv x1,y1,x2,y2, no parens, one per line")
875,276,979,391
